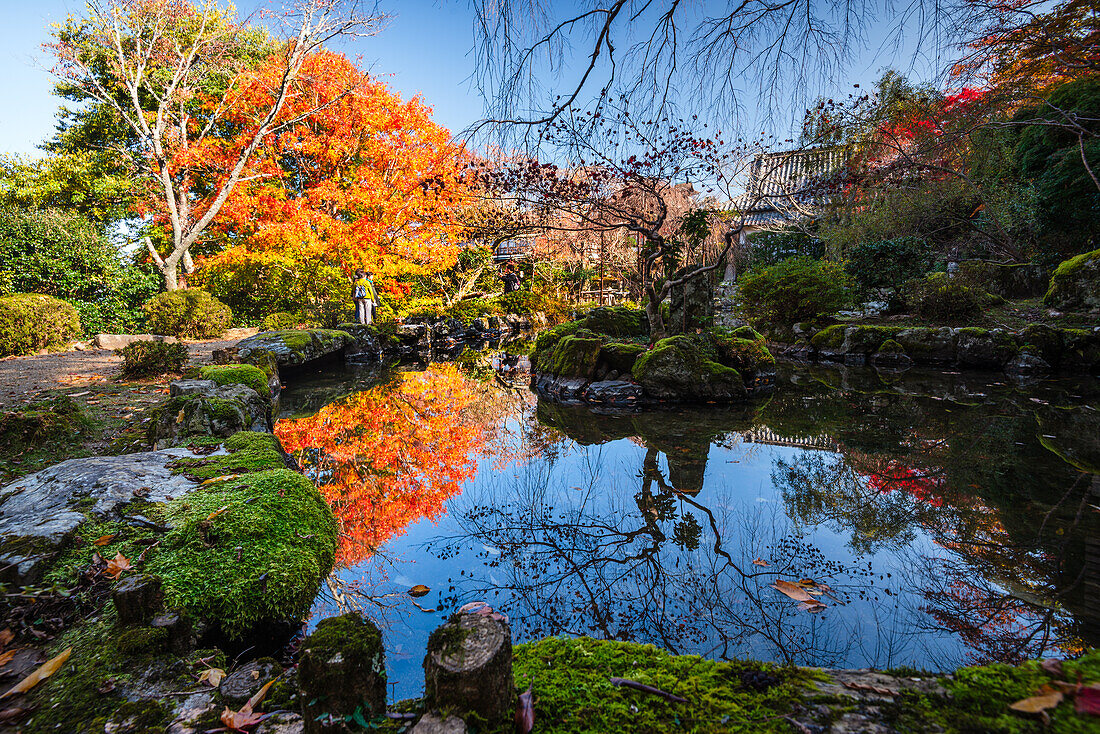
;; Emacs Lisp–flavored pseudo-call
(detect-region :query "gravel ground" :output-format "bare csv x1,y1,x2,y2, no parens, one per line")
0,332,254,410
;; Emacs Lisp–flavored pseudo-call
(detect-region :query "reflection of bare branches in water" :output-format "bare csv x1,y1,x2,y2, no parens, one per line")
427,446,878,668
776,451,1094,665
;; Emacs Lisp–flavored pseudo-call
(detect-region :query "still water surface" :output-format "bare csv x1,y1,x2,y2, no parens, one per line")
276,357,1099,700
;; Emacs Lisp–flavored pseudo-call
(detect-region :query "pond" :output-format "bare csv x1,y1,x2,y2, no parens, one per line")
275,353,1099,701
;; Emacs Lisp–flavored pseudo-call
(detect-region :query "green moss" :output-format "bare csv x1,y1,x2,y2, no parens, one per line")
149,467,336,637
170,431,287,480
533,320,581,358
21,611,179,733
309,612,385,661
0,395,93,448
512,637,816,733
878,339,905,354
599,342,646,374
539,335,604,378
707,328,775,371
810,325,847,351
113,625,169,656
199,365,269,397
1045,248,1100,308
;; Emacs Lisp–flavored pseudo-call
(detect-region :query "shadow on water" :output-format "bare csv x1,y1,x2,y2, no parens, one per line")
274,355,1100,697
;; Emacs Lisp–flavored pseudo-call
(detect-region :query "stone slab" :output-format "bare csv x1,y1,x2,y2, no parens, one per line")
0,449,206,583
94,333,177,350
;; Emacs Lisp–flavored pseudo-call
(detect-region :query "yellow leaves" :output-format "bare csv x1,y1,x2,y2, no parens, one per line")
198,668,226,687
104,551,133,580
408,584,430,598
0,648,71,699
752,558,770,567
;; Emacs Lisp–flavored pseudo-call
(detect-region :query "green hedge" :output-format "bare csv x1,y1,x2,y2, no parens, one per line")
143,290,232,339
116,340,189,377
0,293,81,357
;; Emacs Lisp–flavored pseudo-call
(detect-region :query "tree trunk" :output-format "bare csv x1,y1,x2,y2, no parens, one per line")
644,296,666,343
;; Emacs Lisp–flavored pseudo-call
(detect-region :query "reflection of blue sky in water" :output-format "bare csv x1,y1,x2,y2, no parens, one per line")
305,379,1090,701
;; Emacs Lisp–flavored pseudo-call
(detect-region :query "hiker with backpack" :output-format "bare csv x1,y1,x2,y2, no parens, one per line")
352,269,378,325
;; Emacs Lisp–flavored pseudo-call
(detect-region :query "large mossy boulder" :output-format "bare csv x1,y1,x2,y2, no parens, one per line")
5,432,337,638
633,335,747,402
536,333,603,379
0,293,81,357
955,327,1018,369
582,306,648,338
236,328,354,369
1045,248,1100,312
599,342,647,374
147,382,271,446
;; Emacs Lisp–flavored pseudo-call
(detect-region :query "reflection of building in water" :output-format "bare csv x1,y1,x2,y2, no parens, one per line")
740,426,837,452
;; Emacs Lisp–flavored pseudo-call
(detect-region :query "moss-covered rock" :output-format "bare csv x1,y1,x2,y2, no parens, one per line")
1060,328,1100,373
1044,248,1100,312
583,306,649,337
147,385,270,445
896,327,958,364
198,364,270,398
1020,324,1063,366
538,334,604,378
599,342,646,374
955,327,1018,369
708,326,776,374
236,328,354,370
0,293,81,357
633,335,747,402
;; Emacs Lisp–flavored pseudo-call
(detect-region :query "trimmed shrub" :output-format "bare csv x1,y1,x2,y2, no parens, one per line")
117,340,190,377
906,272,982,323
735,257,852,326
446,299,502,322
144,290,232,339
0,293,81,357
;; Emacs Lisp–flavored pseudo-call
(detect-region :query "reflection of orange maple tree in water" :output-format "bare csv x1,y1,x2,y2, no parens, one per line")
276,365,520,566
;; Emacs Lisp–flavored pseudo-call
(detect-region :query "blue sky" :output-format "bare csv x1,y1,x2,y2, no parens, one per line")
0,1,944,158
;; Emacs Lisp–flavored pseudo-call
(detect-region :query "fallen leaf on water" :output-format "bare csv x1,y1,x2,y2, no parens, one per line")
0,648,71,699
408,584,431,598
198,668,225,687
1077,686,1100,716
93,534,116,547
104,552,132,579
770,580,818,604
752,558,770,567
1009,689,1063,715
798,601,827,613
515,685,534,734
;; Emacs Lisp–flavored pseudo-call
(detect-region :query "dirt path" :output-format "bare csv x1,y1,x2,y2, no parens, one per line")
0,332,253,409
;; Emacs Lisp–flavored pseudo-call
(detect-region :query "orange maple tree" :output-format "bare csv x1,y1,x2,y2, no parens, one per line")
275,365,512,566
196,50,473,287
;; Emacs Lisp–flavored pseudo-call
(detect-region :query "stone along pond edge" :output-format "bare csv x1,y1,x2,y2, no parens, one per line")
0,327,1097,731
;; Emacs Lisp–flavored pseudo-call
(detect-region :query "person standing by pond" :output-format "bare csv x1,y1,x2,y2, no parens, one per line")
501,263,523,294
352,269,378,325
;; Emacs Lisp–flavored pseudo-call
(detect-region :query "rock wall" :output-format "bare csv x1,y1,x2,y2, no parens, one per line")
341,312,545,364
776,323,1100,376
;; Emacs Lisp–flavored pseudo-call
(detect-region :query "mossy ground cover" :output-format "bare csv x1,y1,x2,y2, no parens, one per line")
0,385,167,481
511,637,818,734
830,297,1097,332
198,363,269,396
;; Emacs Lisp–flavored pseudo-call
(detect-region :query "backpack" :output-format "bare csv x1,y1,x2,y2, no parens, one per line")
353,282,367,299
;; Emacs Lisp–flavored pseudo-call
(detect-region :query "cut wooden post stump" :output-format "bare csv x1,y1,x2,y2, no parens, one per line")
297,612,386,733
423,611,513,725
112,574,164,625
